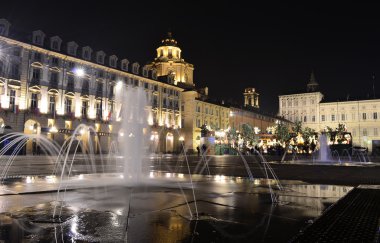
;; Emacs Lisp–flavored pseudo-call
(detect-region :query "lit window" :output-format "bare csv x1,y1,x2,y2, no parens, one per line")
321,115,325,121
362,113,367,120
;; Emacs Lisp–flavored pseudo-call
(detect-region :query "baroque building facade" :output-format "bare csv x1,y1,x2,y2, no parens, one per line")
279,73,380,152
0,18,287,154
0,19,183,154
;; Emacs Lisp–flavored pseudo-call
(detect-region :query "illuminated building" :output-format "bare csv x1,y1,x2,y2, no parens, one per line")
0,18,289,155
0,19,182,154
146,32,194,86
279,72,380,152
243,87,259,108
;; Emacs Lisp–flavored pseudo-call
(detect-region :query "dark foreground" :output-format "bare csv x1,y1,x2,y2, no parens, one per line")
290,186,380,242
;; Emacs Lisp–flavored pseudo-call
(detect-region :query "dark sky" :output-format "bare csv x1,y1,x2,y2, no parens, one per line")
1,1,380,114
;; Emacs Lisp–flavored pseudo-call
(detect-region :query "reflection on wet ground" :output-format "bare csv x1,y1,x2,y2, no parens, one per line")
0,172,353,242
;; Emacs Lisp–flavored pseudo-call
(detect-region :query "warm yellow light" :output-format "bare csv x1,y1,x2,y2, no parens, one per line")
50,126,58,133
179,136,184,141
79,129,85,135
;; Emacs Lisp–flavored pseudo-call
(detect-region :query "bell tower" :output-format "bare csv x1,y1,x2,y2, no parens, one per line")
147,32,194,86
244,88,259,109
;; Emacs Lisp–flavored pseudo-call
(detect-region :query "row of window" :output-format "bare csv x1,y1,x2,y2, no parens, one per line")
287,112,379,123
196,106,229,117
29,67,179,97
351,128,379,137
282,98,316,107
321,112,378,122
195,119,228,130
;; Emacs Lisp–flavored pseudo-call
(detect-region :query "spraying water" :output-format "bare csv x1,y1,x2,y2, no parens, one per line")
318,133,331,161
116,86,149,185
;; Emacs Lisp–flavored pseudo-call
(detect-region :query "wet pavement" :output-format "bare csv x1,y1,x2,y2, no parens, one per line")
0,172,353,242
290,186,380,242
2,155,380,186
2,154,379,242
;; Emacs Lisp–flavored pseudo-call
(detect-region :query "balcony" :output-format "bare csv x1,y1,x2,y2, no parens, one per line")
81,88,89,96
66,84,75,93
49,81,59,90
8,73,20,80
30,78,40,86
27,107,40,116
96,90,103,98
63,112,75,120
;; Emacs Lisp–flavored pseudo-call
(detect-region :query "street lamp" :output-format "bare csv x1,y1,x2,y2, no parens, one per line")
74,67,85,77
49,125,58,140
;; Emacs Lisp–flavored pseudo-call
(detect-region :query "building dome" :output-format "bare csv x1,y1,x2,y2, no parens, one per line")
161,32,178,47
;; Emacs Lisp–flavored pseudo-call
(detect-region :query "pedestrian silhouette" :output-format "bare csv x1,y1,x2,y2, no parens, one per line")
32,139,37,155
201,144,207,155
196,146,200,157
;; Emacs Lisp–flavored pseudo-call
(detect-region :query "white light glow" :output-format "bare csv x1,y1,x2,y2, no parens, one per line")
116,80,123,90
74,68,85,77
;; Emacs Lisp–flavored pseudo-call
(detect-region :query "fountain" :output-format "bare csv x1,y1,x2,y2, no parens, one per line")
0,87,357,242
317,133,332,161
117,85,149,185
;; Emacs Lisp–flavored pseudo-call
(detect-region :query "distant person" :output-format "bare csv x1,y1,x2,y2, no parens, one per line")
202,144,207,155
196,146,200,157
37,144,41,155
32,139,37,155
310,140,316,152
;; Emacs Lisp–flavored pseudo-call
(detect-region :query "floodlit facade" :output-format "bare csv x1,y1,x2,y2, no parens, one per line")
279,73,380,152
0,18,288,155
0,19,183,154
181,90,230,152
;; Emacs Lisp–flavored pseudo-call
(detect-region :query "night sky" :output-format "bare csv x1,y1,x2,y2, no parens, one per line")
1,1,379,114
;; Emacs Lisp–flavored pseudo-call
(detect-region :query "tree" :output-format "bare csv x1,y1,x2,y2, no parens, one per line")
301,127,316,146
292,121,303,135
241,124,254,141
275,121,291,144
200,124,209,137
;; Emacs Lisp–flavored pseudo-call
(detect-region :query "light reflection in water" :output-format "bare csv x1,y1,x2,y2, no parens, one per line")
70,215,78,235
45,175,57,183
26,176,35,184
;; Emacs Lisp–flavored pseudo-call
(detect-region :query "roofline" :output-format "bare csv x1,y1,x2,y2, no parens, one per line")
0,35,184,91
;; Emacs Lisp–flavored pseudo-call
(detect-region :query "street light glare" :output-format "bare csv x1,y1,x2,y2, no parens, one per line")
116,80,123,90
74,68,85,77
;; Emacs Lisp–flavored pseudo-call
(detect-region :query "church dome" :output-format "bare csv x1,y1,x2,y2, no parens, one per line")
161,32,178,47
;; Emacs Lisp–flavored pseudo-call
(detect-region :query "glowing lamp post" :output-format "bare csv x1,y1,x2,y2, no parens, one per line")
74,68,85,77
49,125,58,140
